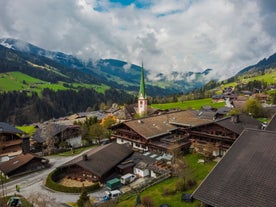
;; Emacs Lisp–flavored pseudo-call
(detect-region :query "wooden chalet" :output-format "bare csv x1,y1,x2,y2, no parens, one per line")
189,114,262,157
33,123,82,153
111,110,213,156
0,122,30,161
192,129,276,207
0,153,49,177
58,143,133,183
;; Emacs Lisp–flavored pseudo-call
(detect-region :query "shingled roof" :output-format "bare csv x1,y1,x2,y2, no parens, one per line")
33,123,80,143
215,113,262,134
60,143,133,177
124,110,212,139
193,129,276,207
0,153,48,176
0,122,24,134
265,113,276,131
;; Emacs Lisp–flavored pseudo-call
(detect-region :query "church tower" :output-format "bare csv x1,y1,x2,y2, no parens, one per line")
138,63,147,116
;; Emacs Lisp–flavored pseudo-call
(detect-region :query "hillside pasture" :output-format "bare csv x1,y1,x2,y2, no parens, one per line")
151,98,225,110
0,71,109,94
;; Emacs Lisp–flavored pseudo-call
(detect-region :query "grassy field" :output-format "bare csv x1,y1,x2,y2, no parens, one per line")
0,71,109,94
151,98,225,110
220,68,276,89
16,125,36,136
117,153,216,207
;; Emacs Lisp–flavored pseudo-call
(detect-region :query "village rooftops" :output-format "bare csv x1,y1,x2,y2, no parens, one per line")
192,129,276,207
0,122,24,134
123,110,212,140
59,143,133,177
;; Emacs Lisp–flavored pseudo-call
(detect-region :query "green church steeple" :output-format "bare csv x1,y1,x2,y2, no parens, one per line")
139,63,146,99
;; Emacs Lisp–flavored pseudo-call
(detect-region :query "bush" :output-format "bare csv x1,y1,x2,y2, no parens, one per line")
175,179,187,192
45,169,100,193
142,196,154,207
162,188,176,196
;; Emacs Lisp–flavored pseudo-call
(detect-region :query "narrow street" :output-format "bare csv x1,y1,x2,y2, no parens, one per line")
3,152,106,206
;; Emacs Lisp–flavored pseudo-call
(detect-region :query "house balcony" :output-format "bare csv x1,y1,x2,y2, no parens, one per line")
191,131,236,143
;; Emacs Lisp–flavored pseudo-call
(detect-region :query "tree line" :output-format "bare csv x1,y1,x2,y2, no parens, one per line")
0,87,135,125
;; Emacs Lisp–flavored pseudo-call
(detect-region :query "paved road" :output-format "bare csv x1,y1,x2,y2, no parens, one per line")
3,152,106,206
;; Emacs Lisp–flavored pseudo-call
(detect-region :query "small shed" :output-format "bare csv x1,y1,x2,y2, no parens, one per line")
106,178,121,190
134,161,149,178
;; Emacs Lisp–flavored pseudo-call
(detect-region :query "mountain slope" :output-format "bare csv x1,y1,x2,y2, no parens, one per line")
236,53,276,76
0,38,215,96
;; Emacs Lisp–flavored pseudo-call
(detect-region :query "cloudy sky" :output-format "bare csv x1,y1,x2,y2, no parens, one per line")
0,0,275,79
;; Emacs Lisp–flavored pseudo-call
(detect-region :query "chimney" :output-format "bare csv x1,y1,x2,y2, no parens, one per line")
231,114,240,123
82,154,88,161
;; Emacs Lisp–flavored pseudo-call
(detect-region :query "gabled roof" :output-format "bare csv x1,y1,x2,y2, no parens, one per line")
124,110,212,139
0,153,48,175
265,113,276,131
193,129,276,207
215,114,262,134
0,122,24,134
33,124,80,143
60,143,133,177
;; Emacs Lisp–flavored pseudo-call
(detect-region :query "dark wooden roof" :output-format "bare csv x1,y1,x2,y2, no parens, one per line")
193,129,276,207
33,124,80,143
265,113,276,131
0,122,24,134
60,143,133,177
215,114,262,134
0,153,48,175
124,110,212,139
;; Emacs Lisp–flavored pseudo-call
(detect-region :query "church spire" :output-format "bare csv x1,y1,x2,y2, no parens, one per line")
139,62,146,99
138,62,147,116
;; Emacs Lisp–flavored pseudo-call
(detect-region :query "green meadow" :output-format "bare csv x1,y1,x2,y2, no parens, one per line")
151,98,225,110
117,154,216,207
0,71,109,94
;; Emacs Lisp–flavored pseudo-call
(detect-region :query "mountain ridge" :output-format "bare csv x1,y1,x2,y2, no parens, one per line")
0,38,215,95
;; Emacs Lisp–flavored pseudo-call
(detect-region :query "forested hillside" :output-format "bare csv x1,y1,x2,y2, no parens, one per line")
0,88,134,125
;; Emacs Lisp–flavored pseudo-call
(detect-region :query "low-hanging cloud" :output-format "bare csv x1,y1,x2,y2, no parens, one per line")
0,0,275,79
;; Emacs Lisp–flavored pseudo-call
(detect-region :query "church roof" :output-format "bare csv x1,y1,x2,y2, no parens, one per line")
139,63,146,99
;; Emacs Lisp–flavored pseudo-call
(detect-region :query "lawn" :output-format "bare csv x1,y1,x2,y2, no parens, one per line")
55,145,95,156
117,153,216,207
151,98,225,110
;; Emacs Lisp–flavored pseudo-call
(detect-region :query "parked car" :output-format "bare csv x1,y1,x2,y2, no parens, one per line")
103,190,121,202
181,193,193,202
120,173,136,185
7,196,22,207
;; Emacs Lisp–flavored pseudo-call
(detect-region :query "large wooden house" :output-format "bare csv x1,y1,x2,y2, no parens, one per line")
189,114,262,157
192,129,276,206
111,110,213,156
0,122,30,161
58,143,133,183
33,123,82,154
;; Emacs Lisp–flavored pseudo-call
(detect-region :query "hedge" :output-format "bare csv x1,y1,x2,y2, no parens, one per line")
45,169,100,193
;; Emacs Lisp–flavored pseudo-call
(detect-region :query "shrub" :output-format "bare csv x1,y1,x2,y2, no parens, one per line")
142,196,154,207
162,188,176,196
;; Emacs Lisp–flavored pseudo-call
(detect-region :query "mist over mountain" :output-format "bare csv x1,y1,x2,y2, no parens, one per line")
0,38,215,95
